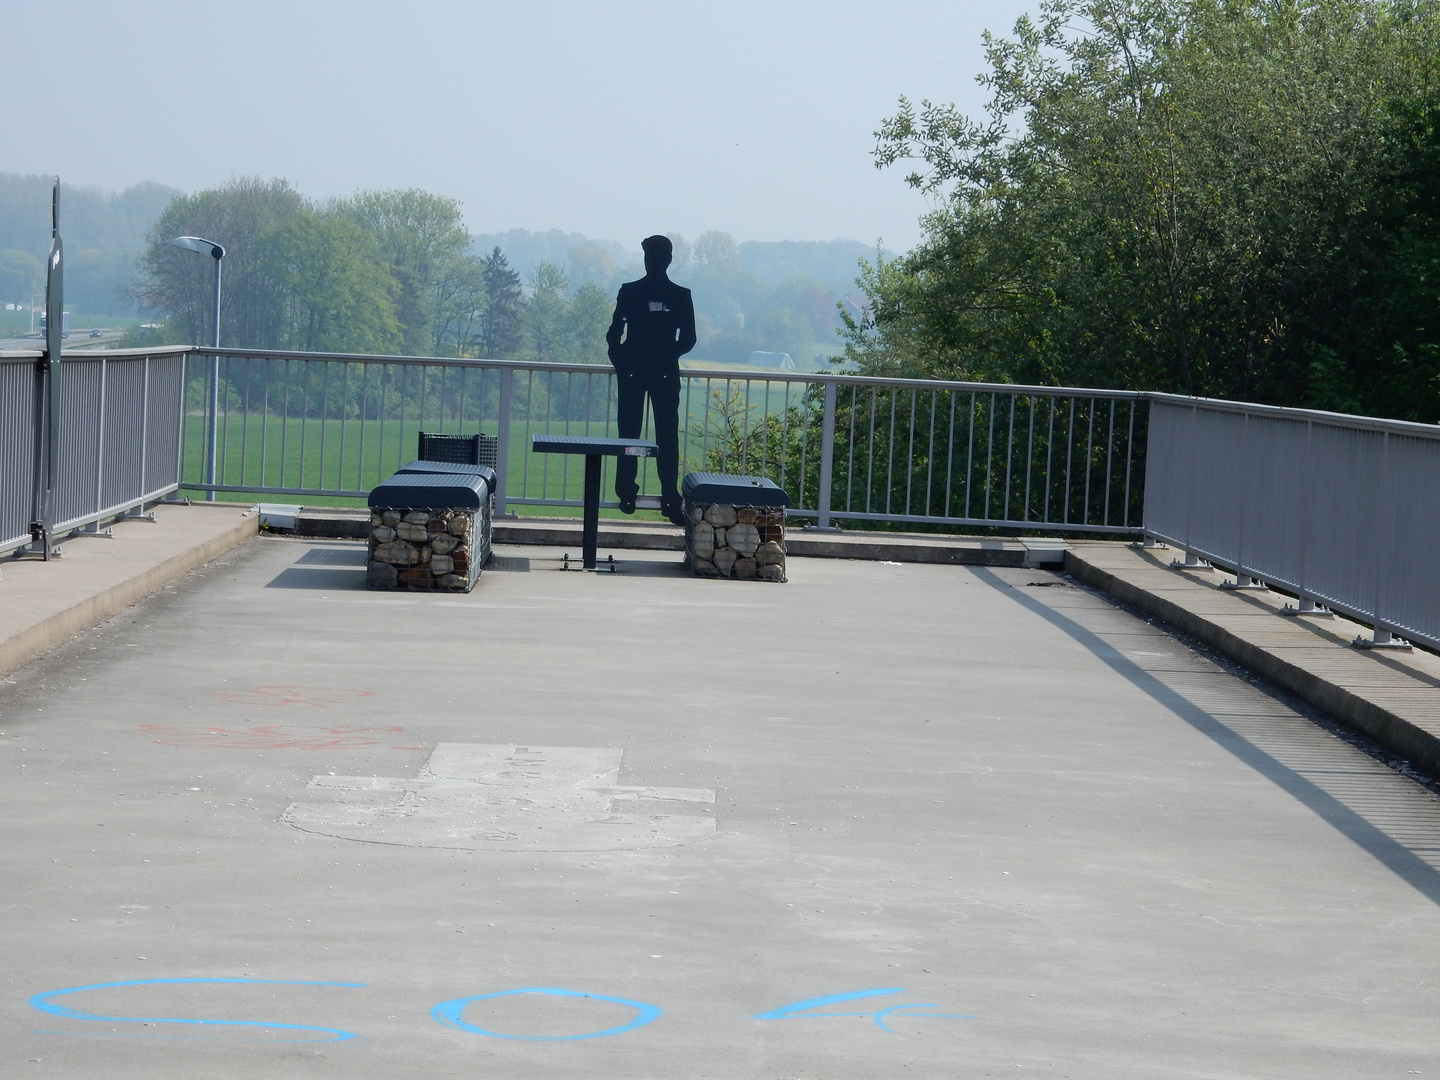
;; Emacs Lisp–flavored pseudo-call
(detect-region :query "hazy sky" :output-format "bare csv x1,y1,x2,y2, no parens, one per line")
9,1,1038,250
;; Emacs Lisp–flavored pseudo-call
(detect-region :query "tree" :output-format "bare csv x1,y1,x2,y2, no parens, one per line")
338,189,471,356
476,247,522,359
255,210,401,354
849,0,1440,420
0,249,41,308
130,176,306,347
566,281,614,364
523,261,570,363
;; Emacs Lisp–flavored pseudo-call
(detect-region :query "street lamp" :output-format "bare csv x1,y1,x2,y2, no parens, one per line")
172,236,225,500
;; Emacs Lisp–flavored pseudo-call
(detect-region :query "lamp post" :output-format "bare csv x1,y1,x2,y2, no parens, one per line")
172,236,224,500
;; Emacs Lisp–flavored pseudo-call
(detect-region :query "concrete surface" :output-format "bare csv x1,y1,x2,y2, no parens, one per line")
0,503,258,678
2,536,1440,1078
1068,541,1440,779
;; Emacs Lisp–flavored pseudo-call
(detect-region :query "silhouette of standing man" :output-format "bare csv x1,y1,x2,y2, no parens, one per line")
607,234,696,526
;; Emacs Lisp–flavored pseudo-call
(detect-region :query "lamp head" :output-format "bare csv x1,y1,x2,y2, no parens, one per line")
172,236,225,260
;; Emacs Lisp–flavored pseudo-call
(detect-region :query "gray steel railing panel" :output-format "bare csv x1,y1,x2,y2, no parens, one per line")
0,348,187,555
1144,396,1440,650
1,356,39,552
179,348,1148,534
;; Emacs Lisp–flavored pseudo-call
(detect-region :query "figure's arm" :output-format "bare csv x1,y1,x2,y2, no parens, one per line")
605,285,630,361
675,289,697,357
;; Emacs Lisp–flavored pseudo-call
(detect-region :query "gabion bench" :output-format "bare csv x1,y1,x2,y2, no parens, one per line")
681,472,788,582
367,470,493,592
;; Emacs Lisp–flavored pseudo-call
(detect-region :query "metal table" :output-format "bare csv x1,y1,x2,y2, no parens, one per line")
531,435,658,569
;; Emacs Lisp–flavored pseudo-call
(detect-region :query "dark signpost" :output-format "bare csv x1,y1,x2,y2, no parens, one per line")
29,178,63,560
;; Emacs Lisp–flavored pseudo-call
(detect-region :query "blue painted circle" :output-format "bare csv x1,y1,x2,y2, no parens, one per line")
431,987,661,1041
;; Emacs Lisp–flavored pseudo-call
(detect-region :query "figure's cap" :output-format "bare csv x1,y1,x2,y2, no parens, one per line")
641,234,673,259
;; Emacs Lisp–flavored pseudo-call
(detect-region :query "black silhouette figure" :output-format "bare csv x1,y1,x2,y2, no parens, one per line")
607,234,696,526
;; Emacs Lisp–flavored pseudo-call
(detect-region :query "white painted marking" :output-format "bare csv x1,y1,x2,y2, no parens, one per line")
282,744,715,851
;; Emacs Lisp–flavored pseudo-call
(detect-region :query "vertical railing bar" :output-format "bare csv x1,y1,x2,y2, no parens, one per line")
964,391,976,519
884,390,898,517
944,390,956,518
1044,396,1056,523
218,356,231,491
903,388,917,517
1064,398,1076,525
354,363,366,491
860,386,874,515
318,360,331,491
923,390,937,518
237,357,251,488
984,392,996,520
1083,396,1095,526
844,384,857,513
93,357,108,518
1104,398,1115,528
1003,393,1015,522
1123,399,1136,528
280,359,291,490
338,363,351,493
1023,396,1034,522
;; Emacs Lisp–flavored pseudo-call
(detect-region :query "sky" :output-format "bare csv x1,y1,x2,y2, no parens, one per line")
7,0,1039,251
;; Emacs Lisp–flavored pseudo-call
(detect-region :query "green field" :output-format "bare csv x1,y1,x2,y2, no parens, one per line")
176,400,815,518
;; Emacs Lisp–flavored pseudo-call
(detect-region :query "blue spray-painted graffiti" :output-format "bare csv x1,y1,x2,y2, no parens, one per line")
432,987,662,1041
755,988,972,1033
31,978,971,1042
29,978,365,1042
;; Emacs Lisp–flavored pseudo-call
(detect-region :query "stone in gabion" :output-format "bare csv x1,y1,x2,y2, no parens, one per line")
684,503,786,583
704,504,738,528
368,505,482,592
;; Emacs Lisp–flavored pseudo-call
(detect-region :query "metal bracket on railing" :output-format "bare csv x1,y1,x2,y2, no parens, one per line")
1131,536,1168,550
1170,551,1213,571
67,522,114,540
1220,575,1267,591
1353,628,1412,650
1281,597,1333,618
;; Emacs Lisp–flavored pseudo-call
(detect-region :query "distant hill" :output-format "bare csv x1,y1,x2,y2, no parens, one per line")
469,230,889,292
0,173,181,315
739,239,890,289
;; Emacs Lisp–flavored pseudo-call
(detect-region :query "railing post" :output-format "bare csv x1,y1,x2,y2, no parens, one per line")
494,366,514,518
811,379,838,531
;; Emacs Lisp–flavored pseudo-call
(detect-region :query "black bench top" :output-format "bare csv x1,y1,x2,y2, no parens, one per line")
369,471,491,510
531,435,657,457
681,471,789,507
396,459,498,485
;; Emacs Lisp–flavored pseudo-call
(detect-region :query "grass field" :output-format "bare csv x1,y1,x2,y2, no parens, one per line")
175,405,814,518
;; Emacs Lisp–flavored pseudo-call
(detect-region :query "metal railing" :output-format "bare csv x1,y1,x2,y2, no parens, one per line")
5,342,1437,652
1143,395,1440,651
1,346,187,557
176,347,1149,535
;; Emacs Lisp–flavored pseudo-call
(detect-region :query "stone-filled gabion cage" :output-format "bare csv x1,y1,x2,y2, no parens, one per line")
681,472,789,583
366,469,493,593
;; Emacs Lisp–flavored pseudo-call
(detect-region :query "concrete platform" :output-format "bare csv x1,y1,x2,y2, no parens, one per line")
1067,541,1440,779
2,537,1440,1078
0,503,258,678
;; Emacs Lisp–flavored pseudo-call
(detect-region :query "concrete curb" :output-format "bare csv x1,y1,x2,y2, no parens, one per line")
1065,546,1440,778
287,507,1040,567
0,510,258,679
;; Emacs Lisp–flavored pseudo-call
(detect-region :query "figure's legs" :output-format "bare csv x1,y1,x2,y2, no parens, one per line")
614,368,644,511
649,372,683,521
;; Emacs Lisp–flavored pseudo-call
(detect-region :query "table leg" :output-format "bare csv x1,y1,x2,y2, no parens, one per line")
582,454,601,569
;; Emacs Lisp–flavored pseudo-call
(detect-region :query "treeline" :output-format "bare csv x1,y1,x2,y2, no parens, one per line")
132,179,869,369
845,0,1440,423
130,178,613,362
0,172,179,315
